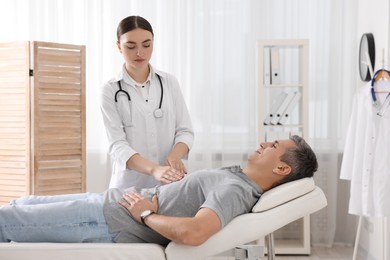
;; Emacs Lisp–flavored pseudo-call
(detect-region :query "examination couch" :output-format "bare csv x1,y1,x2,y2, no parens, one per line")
0,177,327,260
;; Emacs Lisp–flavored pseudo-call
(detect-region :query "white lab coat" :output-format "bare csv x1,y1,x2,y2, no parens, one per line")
100,64,194,189
340,81,390,217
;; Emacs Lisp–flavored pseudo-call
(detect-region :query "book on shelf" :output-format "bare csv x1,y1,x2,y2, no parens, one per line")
264,91,287,125
278,91,302,125
270,47,280,85
270,91,296,125
264,47,271,85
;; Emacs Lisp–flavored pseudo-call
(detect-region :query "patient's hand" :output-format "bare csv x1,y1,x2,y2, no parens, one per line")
119,192,159,224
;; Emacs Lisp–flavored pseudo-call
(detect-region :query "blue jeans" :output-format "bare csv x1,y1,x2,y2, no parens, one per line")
0,193,116,243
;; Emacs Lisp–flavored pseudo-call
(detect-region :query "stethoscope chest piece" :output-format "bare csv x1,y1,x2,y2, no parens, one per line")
154,108,163,118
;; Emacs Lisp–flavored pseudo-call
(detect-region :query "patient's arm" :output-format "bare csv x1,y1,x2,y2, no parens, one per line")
145,208,221,246
119,192,221,246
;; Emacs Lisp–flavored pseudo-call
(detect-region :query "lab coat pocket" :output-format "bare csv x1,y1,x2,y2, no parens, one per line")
117,99,134,127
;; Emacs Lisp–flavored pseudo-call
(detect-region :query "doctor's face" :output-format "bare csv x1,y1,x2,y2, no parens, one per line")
117,28,154,72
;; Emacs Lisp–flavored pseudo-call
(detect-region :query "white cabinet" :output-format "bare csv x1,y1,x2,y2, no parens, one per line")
256,39,310,255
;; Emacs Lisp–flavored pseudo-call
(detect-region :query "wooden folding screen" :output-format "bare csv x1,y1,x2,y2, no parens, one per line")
0,41,86,205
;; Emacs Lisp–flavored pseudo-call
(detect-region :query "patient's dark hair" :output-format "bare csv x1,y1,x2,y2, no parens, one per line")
117,16,154,42
277,135,318,186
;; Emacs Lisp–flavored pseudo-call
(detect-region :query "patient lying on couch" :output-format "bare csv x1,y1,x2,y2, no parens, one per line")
0,135,318,246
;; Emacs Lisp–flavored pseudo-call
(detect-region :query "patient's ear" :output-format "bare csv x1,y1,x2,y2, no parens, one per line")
272,165,291,176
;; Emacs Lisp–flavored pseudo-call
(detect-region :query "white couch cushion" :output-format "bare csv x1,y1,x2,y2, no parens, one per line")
0,243,166,260
252,177,315,213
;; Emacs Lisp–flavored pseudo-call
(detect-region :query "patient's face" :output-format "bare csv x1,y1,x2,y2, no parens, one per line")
249,139,296,169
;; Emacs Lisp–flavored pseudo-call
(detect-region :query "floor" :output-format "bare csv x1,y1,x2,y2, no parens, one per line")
273,245,353,260
212,245,354,260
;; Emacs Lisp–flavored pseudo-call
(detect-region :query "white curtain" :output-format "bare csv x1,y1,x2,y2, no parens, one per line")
0,0,359,246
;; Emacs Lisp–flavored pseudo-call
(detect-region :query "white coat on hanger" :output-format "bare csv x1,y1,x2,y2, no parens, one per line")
340,81,390,217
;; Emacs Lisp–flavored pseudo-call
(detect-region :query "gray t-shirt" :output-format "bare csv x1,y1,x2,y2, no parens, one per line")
103,165,262,244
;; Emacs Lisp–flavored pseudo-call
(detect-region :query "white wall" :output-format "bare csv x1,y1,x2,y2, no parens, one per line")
355,0,389,259
86,149,111,192
357,0,390,70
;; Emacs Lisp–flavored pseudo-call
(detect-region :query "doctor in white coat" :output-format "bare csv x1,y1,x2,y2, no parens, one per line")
101,16,194,189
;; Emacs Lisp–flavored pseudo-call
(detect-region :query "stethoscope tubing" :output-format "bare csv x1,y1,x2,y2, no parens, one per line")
370,69,390,104
114,73,164,113
370,69,390,116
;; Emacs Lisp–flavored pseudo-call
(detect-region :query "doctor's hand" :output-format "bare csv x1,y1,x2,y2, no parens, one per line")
165,158,187,176
119,192,158,224
166,142,189,175
151,165,184,184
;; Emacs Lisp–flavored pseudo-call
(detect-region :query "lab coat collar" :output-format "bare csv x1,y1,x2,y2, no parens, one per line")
113,64,163,87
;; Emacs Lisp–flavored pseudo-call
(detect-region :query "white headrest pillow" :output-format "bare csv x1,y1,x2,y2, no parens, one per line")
252,177,315,213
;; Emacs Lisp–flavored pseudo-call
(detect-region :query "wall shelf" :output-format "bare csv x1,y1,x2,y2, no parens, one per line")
257,39,310,255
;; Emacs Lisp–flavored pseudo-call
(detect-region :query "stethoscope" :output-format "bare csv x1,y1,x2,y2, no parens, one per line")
370,69,390,116
114,73,164,118
370,69,390,105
